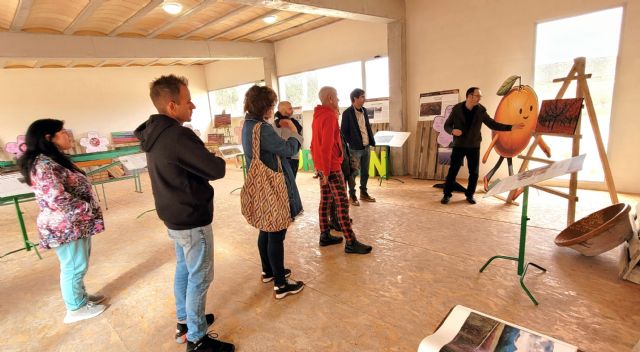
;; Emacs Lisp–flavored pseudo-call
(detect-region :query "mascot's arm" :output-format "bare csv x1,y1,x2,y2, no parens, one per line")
538,137,552,158
482,134,500,164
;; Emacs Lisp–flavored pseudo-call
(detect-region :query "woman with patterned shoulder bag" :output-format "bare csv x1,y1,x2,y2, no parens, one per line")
240,85,305,300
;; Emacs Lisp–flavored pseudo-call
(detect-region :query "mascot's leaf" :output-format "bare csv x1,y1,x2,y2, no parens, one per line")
496,75,520,96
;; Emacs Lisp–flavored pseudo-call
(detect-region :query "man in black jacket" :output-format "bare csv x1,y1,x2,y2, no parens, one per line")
135,75,234,352
341,88,376,206
441,87,524,205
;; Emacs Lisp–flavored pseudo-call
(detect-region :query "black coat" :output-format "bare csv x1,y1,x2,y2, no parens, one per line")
444,102,512,148
135,114,226,230
340,105,376,150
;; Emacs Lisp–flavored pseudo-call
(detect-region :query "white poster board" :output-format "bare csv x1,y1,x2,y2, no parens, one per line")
419,89,459,121
485,154,586,197
0,172,33,198
218,145,244,159
365,98,390,123
373,131,410,148
119,153,147,171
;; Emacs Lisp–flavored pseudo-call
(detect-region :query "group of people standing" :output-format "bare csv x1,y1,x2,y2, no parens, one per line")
17,74,380,352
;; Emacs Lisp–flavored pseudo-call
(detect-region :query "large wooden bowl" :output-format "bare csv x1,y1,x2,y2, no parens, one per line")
555,203,633,256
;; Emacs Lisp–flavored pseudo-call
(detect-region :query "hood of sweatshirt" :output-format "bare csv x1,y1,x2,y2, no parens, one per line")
134,114,180,152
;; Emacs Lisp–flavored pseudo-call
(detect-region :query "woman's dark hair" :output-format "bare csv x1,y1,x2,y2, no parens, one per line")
18,119,84,185
244,85,277,120
350,88,365,103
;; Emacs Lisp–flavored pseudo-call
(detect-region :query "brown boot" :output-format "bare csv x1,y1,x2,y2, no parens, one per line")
349,193,360,206
359,191,376,202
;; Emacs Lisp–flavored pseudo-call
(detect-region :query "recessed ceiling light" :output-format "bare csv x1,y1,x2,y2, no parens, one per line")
263,15,277,24
163,1,182,15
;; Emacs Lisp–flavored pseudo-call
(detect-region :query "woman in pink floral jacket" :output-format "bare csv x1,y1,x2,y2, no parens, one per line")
18,119,107,324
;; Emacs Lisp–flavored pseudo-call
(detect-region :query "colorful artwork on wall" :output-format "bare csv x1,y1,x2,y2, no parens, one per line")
214,113,231,128
536,98,584,135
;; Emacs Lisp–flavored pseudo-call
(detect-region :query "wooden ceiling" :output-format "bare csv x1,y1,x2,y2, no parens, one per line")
0,0,342,69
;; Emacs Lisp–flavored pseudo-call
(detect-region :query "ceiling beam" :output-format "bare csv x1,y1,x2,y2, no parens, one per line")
223,0,401,22
64,0,105,35
254,15,325,42
178,5,250,39
0,31,276,60
144,59,161,66
10,0,35,32
108,0,163,37
231,12,306,41
147,0,216,38
209,9,280,40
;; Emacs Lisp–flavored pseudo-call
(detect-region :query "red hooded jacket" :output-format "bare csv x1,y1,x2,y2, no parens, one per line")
311,105,344,175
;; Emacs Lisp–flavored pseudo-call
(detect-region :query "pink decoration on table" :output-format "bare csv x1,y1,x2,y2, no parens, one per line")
80,131,110,152
5,135,27,158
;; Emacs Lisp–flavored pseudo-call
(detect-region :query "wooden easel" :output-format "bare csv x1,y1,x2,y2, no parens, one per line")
507,57,618,226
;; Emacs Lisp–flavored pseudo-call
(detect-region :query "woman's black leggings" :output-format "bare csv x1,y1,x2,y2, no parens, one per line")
257,229,287,286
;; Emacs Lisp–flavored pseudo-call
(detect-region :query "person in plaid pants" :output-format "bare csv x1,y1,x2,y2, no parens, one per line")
311,86,372,254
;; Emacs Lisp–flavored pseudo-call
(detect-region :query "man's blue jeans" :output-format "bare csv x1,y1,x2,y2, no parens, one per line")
348,147,371,195
167,224,214,343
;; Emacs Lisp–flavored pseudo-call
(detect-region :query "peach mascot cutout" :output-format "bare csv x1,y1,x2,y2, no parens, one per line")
482,76,551,197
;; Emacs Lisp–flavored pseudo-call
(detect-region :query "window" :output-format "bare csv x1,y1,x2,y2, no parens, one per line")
278,61,363,110
208,82,263,117
365,57,389,99
533,7,623,182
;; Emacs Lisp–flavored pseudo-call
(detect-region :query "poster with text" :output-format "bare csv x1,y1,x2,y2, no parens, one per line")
419,89,459,121
365,98,390,123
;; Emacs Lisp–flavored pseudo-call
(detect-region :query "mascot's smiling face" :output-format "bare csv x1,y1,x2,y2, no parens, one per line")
492,85,539,157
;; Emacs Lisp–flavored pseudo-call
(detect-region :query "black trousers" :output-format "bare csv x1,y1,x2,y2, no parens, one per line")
443,147,480,198
258,229,287,286
288,159,299,178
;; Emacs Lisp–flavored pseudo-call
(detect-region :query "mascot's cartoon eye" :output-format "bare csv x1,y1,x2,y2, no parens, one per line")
519,108,522,114
530,105,533,111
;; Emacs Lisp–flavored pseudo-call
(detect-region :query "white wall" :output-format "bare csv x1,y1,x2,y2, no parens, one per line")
405,0,640,193
0,66,210,159
275,19,388,76
203,59,264,91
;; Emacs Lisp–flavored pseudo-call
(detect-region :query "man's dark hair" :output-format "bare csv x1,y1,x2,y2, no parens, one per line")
350,88,365,103
150,75,188,111
244,85,277,120
466,87,479,98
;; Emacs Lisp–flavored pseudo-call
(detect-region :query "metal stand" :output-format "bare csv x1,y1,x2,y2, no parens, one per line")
230,154,247,194
0,196,42,259
378,145,404,186
479,186,546,305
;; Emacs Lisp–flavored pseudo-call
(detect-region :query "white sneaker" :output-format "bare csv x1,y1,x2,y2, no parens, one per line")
63,301,106,324
88,294,106,304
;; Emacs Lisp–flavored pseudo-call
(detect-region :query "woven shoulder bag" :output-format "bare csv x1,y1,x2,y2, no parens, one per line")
241,123,291,232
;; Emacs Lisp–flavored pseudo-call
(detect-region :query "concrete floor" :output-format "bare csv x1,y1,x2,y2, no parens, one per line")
1,165,639,352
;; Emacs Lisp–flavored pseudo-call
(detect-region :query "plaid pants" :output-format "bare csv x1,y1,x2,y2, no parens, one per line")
319,171,353,241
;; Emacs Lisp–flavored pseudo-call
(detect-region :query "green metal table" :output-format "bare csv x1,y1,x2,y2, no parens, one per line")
0,191,42,259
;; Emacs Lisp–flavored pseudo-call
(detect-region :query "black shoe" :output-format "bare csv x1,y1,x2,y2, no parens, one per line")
345,238,372,254
466,197,477,204
187,333,235,352
440,195,451,204
349,194,360,206
319,231,343,246
261,269,291,283
274,279,304,299
176,314,215,344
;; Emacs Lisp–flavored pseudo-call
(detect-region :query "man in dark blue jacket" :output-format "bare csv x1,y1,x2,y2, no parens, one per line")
341,88,376,206
441,87,524,205
135,75,234,352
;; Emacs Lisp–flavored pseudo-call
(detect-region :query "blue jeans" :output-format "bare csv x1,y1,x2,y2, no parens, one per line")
55,237,91,311
348,147,371,195
168,225,214,343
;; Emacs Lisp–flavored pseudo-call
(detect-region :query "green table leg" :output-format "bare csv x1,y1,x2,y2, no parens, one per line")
0,197,42,259
479,187,545,305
